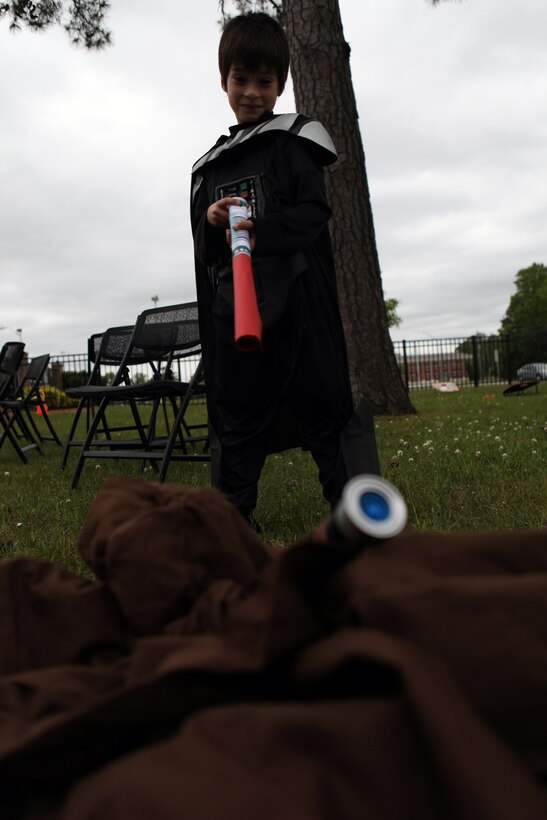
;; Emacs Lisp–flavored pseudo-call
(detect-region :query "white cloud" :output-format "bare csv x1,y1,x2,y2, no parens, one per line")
0,0,546,354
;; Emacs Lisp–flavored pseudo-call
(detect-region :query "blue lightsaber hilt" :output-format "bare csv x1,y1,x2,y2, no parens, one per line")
329,475,407,546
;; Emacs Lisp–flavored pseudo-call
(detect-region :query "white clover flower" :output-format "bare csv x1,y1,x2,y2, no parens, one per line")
4,471,9,477
408,457,414,463
502,453,508,459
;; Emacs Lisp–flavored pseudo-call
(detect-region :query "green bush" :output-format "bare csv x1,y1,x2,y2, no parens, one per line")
39,384,77,410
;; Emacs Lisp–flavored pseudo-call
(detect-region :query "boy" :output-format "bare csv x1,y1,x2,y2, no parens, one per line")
191,12,355,527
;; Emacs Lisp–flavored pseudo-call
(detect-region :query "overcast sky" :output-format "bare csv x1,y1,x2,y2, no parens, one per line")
1,0,546,355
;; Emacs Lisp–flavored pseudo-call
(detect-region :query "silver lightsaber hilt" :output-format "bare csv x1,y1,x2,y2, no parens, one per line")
329,475,407,547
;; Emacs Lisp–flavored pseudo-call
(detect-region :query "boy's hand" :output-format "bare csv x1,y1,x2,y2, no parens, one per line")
206,197,241,229
226,218,256,251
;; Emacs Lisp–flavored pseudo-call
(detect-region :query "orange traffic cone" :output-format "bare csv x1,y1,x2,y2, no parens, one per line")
36,389,48,414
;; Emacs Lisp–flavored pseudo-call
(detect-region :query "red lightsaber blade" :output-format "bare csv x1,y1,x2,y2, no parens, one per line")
229,198,262,351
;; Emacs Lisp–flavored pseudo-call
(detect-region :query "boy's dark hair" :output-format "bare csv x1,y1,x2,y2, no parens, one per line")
219,12,290,94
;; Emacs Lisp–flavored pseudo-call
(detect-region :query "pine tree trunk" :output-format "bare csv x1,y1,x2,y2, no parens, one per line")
284,0,415,415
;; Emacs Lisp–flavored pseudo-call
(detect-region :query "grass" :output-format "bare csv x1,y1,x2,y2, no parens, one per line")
378,387,546,532
0,386,545,576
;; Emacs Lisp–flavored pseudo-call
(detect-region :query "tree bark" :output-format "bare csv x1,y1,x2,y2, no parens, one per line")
284,0,415,414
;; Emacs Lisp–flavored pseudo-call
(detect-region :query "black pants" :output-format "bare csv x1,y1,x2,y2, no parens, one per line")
207,272,354,510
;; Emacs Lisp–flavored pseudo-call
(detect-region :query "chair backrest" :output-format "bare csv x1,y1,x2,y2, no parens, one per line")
88,332,103,370
97,326,138,366
0,342,25,400
14,354,50,399
118,303,201,380
0,342,25,377
83,325,136,387
134,302,200,352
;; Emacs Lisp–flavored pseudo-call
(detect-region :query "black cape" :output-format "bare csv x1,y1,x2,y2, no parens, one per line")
190,113,355,494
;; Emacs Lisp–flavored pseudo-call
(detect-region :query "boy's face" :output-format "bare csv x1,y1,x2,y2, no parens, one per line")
222,65,280,125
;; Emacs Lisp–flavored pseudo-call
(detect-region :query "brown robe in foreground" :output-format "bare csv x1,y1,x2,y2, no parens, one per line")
1,476,546,819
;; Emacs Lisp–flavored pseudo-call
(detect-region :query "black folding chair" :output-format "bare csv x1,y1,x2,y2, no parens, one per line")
0,342,29,462
60,325,136,471
0,352,62,461
0,342,25,394
67,302,208,489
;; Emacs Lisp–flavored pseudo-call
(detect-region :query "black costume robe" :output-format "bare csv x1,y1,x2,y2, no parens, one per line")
191,113,354,510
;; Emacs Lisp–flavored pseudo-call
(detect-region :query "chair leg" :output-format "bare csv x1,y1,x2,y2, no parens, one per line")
129,399,152,448
3,408,43,456
70,396,154,488
70,398,111,489
0,412,29,464
64,394,140,472
23,406,44,442
60,397,87,470
33,401,62,446
168,395,190,455
157,366,204,483
157,398,190,483
139,398,162,473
